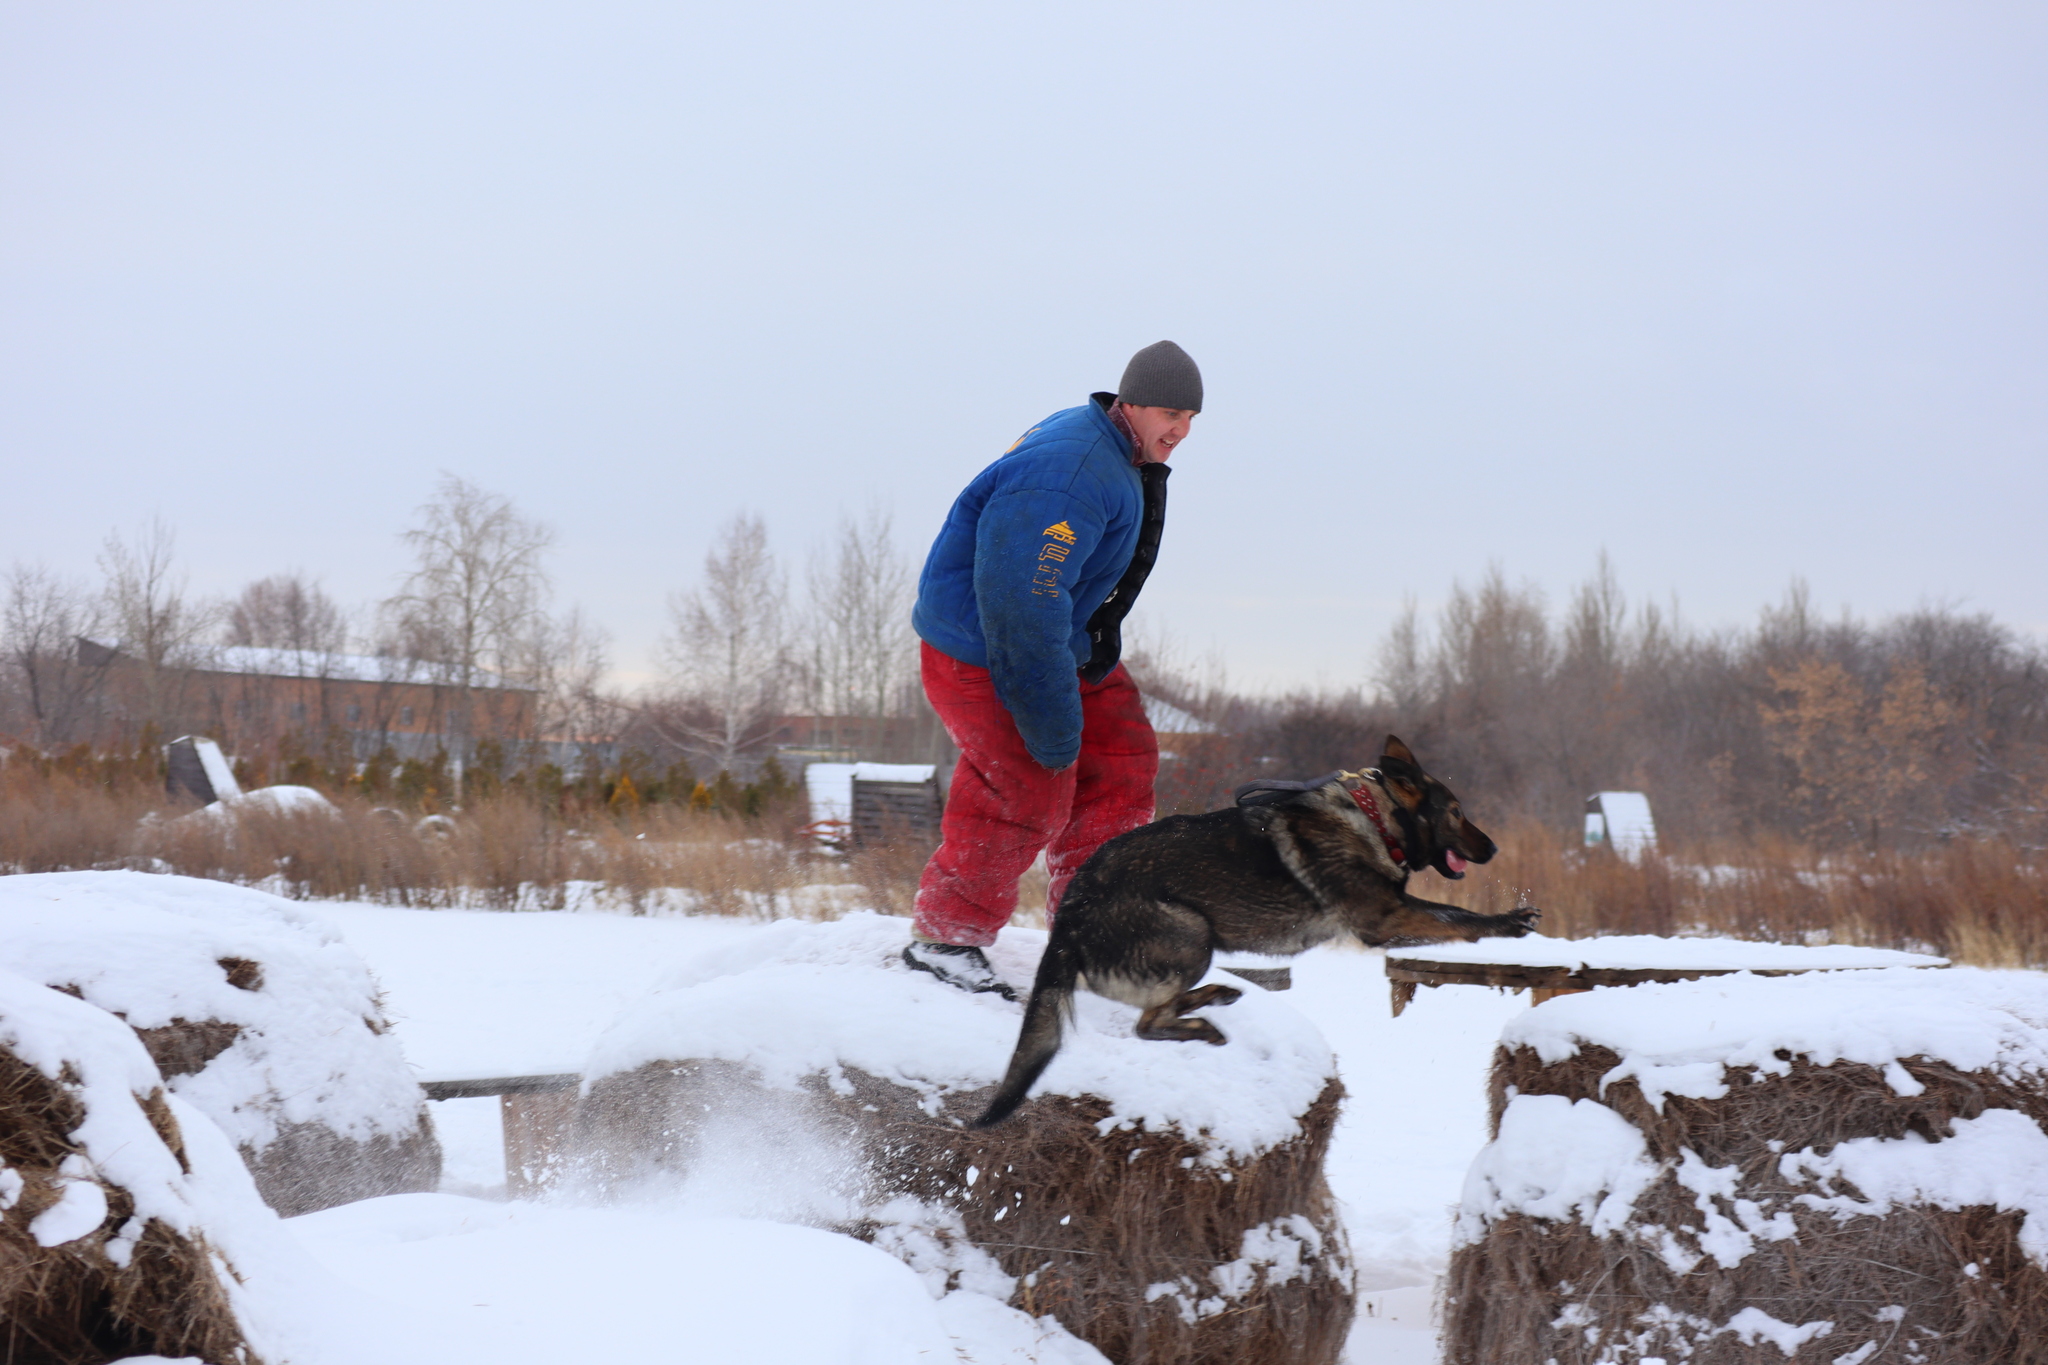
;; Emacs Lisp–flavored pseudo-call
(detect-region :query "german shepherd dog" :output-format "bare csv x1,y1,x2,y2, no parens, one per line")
972,737,1538,1128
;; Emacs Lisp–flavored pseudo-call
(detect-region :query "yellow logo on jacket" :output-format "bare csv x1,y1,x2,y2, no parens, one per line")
1032,522,1076,597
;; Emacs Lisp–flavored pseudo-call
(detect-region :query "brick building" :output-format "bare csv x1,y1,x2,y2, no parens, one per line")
78,640,537,764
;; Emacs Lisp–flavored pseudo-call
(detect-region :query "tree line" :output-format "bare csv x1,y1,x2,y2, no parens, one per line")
0,477,924,802
8,483,2045,852
1142,558,2048,852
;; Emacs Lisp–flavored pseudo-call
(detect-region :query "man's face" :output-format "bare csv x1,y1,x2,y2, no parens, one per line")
1121,404,1196,463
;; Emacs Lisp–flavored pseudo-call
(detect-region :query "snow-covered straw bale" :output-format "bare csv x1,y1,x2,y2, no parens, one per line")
1443,967,2048,1365
0,966,259,1363
0,871,438,1215
566,914,1354,1365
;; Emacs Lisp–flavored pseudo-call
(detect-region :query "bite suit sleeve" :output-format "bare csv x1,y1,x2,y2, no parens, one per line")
973,489,1103,769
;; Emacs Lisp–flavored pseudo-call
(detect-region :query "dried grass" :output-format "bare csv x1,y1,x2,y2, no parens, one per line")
0,1047,255,1365
1442,1043,2048,1364
1429,819,2048,966
0,761,905,915
16,762,2044,972
571,1062,1353,1365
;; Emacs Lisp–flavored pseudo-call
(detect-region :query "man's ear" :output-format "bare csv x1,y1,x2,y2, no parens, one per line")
1381,735,1418,769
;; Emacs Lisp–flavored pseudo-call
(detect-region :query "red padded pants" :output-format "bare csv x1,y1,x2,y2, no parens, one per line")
911,641,1159,947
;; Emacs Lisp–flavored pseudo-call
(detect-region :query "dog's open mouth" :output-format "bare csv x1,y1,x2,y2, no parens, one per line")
1442,849,1469,878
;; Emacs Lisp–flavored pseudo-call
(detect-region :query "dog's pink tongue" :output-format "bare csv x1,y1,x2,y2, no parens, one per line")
1445,850,1468,874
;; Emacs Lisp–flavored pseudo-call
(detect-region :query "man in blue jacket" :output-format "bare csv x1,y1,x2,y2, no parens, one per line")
904,341,1202,995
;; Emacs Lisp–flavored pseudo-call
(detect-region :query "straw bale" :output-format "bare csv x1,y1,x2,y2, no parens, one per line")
51,1001,440,1219
573,1060,1354,1365
0,873,441,1218
0,1042,255,1365
242,1119,443,1218
1444,1042,2048,1364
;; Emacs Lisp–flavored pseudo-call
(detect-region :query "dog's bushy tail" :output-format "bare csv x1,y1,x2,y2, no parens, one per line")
970,941,1078,1129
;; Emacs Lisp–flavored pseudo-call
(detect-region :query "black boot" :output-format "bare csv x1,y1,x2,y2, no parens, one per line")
902,940,1018,1002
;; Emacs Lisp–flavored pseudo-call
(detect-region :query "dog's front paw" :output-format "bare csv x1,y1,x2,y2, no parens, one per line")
1497,906,1542,937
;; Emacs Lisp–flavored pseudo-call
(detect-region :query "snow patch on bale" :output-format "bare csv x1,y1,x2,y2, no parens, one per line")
567,913,1355,1365
0,872,439,1216
1444,967,2048,1365
0,967,258,1365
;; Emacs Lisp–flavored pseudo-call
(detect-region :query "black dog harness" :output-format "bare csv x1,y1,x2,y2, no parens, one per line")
1232,770,1409,869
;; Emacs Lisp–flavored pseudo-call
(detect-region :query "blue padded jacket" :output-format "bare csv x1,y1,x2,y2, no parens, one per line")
913,395,1158,768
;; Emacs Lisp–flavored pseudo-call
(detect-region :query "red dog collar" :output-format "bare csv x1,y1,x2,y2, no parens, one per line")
1347,781,1407,870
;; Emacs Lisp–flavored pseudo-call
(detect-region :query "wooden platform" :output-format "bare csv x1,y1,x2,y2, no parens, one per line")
421,1074,578,1195
1384,958,1933,1016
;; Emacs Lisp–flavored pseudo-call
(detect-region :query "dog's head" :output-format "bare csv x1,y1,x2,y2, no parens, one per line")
1372,735,1496,879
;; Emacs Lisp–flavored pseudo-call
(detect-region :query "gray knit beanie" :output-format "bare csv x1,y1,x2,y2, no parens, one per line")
1117,340,1203,413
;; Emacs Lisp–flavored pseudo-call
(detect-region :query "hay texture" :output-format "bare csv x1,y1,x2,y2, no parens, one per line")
567,913,1355,1365
1444,966,2048,1364
0,966,259,1365
0,872,438,1215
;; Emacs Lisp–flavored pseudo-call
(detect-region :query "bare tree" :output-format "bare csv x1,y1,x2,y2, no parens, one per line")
660,513,790,774
1,563,112,745
384,476,554,748
99,520,217,731
513,605,617,762
802,509,916,735
225,573,349,654
1374,596,1428,715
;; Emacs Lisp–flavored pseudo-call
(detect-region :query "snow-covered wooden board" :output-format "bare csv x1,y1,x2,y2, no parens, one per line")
1384,934,1946,1014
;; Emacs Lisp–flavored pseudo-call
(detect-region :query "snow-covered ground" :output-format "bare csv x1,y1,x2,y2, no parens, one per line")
292,1193,1107,1365
311,898,1522,1362
7,883,1984,1363
20,870,2043,1363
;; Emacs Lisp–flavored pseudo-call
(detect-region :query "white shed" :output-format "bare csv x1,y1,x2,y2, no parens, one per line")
1585,791,1657,858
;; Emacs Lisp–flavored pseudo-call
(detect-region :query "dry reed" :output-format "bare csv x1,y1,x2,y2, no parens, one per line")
0,762,896,916
1427,818,2048,966
6,767,2046,970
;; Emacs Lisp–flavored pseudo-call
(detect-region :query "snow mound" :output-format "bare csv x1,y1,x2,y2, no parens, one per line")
584,911,1337,1159
1387,931,1944,972
0,871,438,1213
290,1192,1112,1365
180,783,340,826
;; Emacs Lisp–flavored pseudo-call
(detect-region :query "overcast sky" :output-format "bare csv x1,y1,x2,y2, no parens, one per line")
5,2,2043,693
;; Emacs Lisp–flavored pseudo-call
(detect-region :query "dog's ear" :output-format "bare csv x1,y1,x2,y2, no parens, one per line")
1385,774,1425,811
1380,735,1419,770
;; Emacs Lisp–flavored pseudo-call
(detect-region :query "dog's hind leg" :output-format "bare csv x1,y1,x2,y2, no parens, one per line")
1134,984,1242,1045
1177,983,1242,1011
